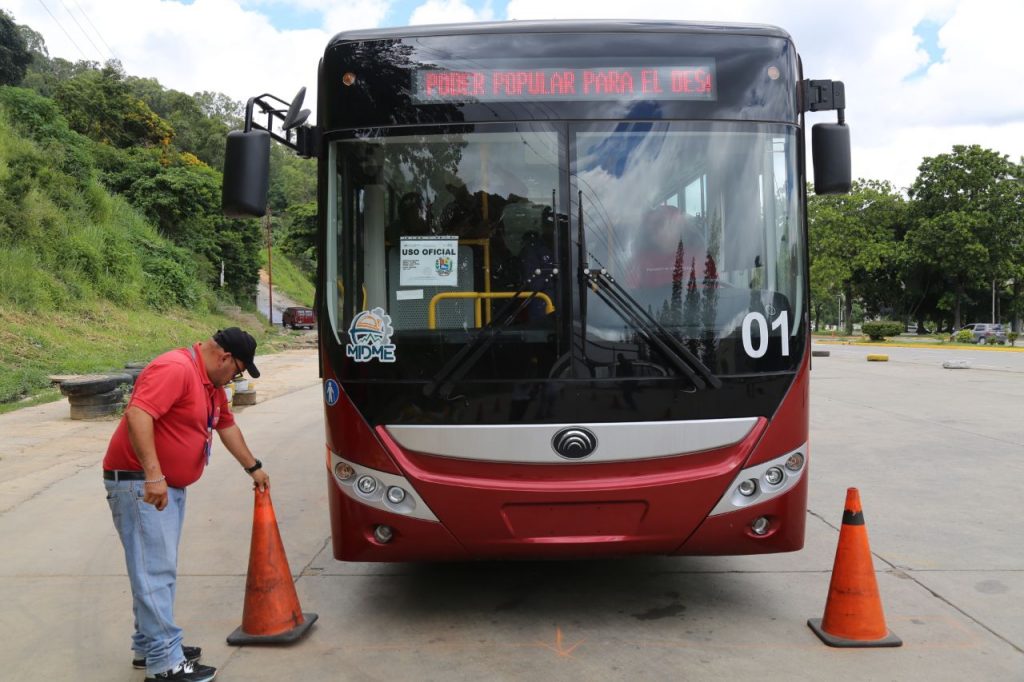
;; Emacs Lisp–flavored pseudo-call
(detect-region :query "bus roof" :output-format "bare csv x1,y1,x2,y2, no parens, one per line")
327,19,792,47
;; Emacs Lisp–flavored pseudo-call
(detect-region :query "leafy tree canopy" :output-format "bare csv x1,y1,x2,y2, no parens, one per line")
0,10,32,86
53,62,172,148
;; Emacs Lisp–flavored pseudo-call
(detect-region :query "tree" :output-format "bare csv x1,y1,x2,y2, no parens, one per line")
0,10,32,86
907,145,1020,328
53,62,172,148
126,77,239,170
808,180,905,334
280,201,318,269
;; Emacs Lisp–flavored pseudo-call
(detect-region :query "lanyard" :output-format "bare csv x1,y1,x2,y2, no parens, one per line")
188,346,219,465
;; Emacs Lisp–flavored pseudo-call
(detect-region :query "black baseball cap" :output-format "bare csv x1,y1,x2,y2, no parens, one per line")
214,327,260,378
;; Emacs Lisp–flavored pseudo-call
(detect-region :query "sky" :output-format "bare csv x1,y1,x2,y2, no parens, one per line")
5,0,1023,191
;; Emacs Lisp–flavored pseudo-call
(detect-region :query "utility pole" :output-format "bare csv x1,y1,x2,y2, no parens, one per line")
266,209,274,326
992,278,996,324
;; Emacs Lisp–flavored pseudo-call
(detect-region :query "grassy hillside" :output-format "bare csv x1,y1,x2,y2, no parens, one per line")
0,302,297,414
0,96,306,412
260,245,315,307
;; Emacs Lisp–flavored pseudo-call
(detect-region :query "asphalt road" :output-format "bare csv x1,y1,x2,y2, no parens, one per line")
814,338,1024,373
256,269,304,326
0,345,1021,680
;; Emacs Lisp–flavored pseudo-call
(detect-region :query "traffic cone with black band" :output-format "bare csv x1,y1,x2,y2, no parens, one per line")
808,487,901,647
227,489,318,645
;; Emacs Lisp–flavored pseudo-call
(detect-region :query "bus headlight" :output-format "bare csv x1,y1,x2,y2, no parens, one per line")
329,451,439,522
356,475,377,495
334,462,356,482
709,443,808,517
386,486,406,505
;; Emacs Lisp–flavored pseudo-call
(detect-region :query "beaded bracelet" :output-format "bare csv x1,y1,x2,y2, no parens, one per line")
144,476,166,484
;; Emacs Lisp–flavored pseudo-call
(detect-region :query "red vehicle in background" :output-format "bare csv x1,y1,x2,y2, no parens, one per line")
282,306,316,329
223,20,851,561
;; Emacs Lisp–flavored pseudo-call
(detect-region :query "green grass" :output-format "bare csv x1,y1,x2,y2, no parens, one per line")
0,300,304,413
260,246,314,307
0,90,315,414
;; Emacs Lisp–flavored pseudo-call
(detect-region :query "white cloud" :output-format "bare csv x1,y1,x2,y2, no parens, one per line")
323,1,393,34
6,0,327,119
409,0,493,25
499,0,1023,190
6,0,1022,189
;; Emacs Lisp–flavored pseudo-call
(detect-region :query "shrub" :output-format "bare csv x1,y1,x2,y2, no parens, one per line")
861,320,904,341
954,329,974,343
1009,332,1019,347
134,238,201,310
0,246,55,309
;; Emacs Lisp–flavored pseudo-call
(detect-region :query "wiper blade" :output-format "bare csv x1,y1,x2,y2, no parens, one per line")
422,283,549,399
585,267,722,390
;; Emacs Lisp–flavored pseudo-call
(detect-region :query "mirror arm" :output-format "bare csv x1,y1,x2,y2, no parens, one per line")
802,79,846,123
242,92,319,158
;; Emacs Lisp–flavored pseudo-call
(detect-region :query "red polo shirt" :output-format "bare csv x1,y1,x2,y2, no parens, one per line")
103,343,236,488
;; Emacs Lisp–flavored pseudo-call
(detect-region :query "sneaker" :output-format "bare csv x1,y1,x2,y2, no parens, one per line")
143,659,216,682
133,645,202,669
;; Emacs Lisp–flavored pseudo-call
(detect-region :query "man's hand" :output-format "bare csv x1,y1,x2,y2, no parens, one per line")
143,479,169,511
250,468,270,492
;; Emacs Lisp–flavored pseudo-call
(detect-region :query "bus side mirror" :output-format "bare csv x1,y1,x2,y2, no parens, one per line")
811,122,851,194
222,129,271,218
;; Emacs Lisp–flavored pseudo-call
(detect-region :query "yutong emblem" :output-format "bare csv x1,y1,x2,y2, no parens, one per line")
552,427,597,459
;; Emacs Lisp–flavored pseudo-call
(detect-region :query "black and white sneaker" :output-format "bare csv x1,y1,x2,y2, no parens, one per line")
134,645,202,669
144,660,216,682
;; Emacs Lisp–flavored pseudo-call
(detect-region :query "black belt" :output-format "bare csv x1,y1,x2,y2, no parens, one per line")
103,469,146,481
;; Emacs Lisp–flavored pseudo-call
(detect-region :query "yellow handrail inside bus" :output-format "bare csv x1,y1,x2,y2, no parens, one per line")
457,238,492,321
427,291,554,330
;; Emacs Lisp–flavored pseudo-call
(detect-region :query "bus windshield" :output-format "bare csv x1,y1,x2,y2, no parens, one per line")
328,121,804,383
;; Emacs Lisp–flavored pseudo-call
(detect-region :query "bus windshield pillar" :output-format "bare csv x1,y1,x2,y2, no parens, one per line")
364,185,388,309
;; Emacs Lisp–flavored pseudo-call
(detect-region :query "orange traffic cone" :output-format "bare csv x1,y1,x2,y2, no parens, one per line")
808,487,901,647
227,489,318,645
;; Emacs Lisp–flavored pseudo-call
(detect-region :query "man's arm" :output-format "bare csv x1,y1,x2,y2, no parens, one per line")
217,424,270,491
125,405,169,511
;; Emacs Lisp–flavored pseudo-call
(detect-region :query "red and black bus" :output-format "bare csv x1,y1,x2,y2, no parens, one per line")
223,20,851,561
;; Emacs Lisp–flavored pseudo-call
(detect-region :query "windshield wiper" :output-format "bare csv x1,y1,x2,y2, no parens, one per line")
584,268,720,389
575,192,720,389
423,272,557,399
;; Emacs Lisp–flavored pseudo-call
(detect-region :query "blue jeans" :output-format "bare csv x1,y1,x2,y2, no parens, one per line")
105,478,187,675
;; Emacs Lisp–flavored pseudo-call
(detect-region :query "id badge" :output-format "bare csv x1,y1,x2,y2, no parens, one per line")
204,404,220,465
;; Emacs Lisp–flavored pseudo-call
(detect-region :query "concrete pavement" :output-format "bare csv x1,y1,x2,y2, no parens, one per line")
0,345,1021,680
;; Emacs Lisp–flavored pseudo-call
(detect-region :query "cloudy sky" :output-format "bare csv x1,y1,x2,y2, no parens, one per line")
5,0,1022,190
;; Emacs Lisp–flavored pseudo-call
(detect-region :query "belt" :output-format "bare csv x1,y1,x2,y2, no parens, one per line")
103,469,146,481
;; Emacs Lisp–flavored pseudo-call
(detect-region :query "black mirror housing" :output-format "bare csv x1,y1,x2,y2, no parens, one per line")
222,130,271,218
811,122,852,194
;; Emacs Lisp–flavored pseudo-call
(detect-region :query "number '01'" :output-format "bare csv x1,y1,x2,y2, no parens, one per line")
742,311,790,358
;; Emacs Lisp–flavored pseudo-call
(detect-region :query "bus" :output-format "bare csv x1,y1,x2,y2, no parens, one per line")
222,20,851,561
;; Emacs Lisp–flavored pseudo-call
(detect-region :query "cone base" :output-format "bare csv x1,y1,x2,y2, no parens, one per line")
227,612,319,646
807,618,902,648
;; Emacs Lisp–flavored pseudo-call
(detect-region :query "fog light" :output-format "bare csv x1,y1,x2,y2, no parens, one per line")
751,516,770,535
386,486,406,504
356,475,377,495
373,524,393,543
334,462,356,481
738,479,757,497
785,452,805,471
764,467,784,486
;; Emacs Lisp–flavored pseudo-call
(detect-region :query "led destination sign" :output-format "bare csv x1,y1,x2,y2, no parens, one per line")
412,62,716,103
